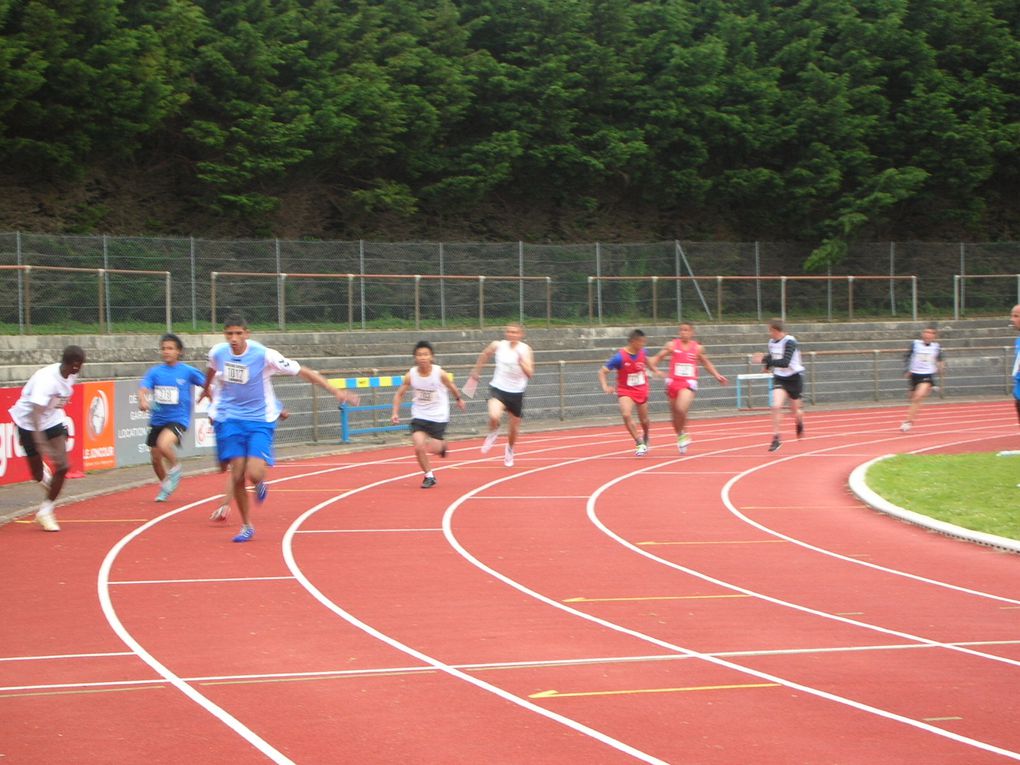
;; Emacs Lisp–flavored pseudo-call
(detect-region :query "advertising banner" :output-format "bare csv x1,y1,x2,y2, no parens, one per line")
82,381,117,471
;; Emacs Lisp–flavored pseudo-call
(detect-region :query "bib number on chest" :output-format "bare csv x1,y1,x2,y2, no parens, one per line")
626,371,646,387
153,386,179,405
224,362,249,385
673,363,695,377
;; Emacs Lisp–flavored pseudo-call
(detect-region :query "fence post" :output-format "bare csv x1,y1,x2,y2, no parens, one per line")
190,236,197,330
98,269,107,333
754,241,762,320
16,231,24,334
210,272,218,329
439,242,446,327
518,240,525,322
165,272,172,332
716,276,723,322
848,276,855,320
478,275,485,329
359,239,366,329
587,277,594,325
953,275,960,320
347,274,354,331
558,360,566,421
889,241,896,316
545,277,552,328
595,242,602,324
780,276,787,322
872,350,879,401
311,384,319,442
278,273,287,330
911,276,918,321
808,351,816,404
102,234,111,329
651,276,658,324
414,274,421,330
24,265,32,334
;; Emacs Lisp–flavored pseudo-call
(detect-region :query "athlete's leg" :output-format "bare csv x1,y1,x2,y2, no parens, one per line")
618,396,640,442
155,427,180,474
905,381,932,424
412,430,432,473
636,401,651,443
673,388,696,436
770,388,790,437
40,431,69,503
229,457,250,526
486,396,506,433
507,412,522,449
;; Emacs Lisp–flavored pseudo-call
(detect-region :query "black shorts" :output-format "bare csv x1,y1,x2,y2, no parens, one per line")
17,424,68,458
773,373,804,400
909,373,936,391
489,386,525,418
410,419,447,440
146,423,186,448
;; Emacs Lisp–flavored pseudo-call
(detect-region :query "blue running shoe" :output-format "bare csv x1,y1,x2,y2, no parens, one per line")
232,525,255,543
155,488,170,502
255,481,268,503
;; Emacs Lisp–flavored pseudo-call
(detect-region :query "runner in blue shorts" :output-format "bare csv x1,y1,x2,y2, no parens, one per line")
203,315,358,542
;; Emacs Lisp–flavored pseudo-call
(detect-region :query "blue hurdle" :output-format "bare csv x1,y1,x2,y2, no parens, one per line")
330,375,408,443
735,372,774,408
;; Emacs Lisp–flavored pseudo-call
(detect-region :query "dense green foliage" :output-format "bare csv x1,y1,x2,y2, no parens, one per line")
2,0,1017,261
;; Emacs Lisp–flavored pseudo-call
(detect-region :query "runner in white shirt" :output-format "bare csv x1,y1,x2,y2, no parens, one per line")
899,325,945,432
752,318,805,452
8,345,86,531
468,323,534,467
390,341,466,488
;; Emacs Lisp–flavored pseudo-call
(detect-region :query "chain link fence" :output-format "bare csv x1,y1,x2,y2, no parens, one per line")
1,233,1017,332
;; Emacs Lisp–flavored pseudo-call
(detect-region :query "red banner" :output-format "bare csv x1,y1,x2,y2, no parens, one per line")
0,384,85,486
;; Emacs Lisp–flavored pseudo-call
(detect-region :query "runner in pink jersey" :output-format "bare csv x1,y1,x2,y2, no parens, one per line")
650,322,728,454
598,329,663,456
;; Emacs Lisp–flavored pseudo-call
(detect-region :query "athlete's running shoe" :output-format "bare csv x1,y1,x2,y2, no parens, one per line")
795,419,804,438
768,436,782,452
900,421,912,432
35,503,59,532
155,486,170,502
255,481,268,503
421,475,437,489
165,467,181,497
503,446,515,467
232,525,255,543
481,431,498,454
210,503,230,521
635,442,648,457
677,433,691,455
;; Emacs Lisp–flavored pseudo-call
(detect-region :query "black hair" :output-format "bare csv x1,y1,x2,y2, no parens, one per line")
160,332,184,351
223,313,248,329
414,340,434,354
627,329,645,342
61,345,85,364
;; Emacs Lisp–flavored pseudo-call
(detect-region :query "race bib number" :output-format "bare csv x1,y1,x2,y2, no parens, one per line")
626,371,646,387
416,389,434,402
51,394,71,410
917,352,933,364
673,363,695,377
224,362,249,385
153,385,180,405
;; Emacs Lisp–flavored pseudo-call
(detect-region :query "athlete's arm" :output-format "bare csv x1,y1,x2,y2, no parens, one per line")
763,339,797,370
441,372,467,411
390,374,412,423
517,344,535,379
649,341,674,367
469,341,498,380
297,365,360,406
698,346,729,385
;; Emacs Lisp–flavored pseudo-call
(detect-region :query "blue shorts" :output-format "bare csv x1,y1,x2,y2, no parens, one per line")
214,419,276,466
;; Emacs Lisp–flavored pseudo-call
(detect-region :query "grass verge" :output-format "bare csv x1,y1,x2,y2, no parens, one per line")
866,453,1020,541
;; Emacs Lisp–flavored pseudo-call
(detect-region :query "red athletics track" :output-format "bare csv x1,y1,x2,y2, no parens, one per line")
2,401,1019,763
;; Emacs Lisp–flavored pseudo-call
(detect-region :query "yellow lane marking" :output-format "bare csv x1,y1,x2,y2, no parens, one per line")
530,682,779,699
924,716,963,722
0,684,164,699
564,595,749,603
638,540,785,546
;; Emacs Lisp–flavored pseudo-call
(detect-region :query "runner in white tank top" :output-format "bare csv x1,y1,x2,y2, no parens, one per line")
391,340,466,488
468,323,534,467
752,318,805,452
899,325,945,432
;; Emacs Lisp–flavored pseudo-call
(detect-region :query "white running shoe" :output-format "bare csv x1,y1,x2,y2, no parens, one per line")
635,443,648,457
503,446,515,467
900,422,912,432
677,433,691,454
36,502,59,532
481,431,498,454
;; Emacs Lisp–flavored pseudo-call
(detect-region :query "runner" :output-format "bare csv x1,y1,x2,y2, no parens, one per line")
1011,304,1020,427
204,315,358,542
468,322,534,467
598,329,662,455
138,333,207,501
7,345,86,531
650,322,728,454
752,318,805,452
899,325,945,432
390,341,466,488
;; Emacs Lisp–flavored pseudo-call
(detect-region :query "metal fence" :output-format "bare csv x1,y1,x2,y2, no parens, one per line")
1,233,1017,332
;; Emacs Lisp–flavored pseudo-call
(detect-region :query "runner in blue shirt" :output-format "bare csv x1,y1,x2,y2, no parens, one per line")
139,333,207,502
204,314,358,542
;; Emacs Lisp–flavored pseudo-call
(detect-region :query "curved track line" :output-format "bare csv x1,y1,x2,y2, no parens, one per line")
718,425,1020,605
437,449,1020,761
282,445,670,765
96,496,297,765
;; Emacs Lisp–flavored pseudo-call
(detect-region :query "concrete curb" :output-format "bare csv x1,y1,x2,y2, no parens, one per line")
848,454,1020,554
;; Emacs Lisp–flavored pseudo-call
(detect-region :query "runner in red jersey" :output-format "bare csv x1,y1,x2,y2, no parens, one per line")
599,329,662,455
650,322,728,454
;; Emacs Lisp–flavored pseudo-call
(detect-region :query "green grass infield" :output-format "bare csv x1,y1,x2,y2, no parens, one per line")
866,452,1020,541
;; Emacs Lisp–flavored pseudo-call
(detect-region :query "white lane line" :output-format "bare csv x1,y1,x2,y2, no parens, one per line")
294,528,443,534
283,443,671,765
441,436,1020,760
0,651,135,662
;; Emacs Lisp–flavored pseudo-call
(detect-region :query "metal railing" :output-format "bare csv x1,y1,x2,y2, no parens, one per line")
210,271,554,330
587,275,919,324
0,264,172,333
953,273,1020,319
